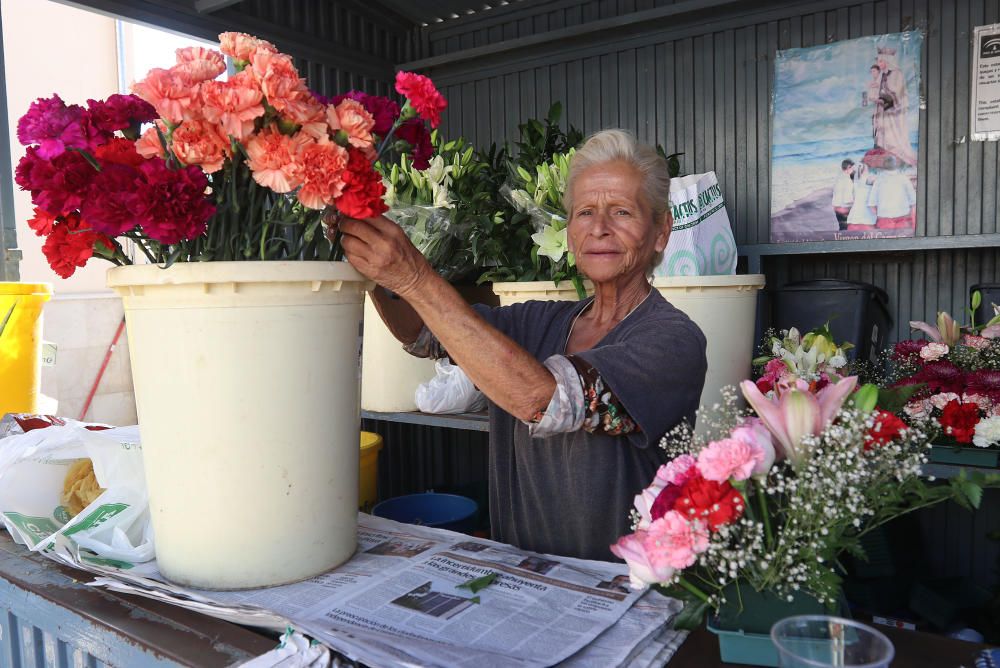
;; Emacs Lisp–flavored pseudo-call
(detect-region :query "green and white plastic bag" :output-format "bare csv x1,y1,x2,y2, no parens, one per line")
654,171,737,277
0,423,152,567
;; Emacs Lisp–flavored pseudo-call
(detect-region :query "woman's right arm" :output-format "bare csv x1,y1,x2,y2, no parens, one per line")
369,286,424,347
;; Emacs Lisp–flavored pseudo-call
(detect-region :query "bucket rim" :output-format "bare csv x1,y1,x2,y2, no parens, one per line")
652,274,765,288
0,282,52,296
106,261,371,289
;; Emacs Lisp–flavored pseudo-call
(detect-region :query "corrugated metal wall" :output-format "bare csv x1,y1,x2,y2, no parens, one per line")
412,0,1000,341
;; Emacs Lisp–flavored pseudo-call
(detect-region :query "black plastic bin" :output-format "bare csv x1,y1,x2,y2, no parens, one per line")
971,283,1000,327
766,279,893,365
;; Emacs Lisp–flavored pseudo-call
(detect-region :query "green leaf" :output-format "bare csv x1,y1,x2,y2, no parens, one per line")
955,480,984,509
456,572,497,594
876,384,923,414
972,290,982,311
672,599,710,631
546,101,563,124
851,384,879,414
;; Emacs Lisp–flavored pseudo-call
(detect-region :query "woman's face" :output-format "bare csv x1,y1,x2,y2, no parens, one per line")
566,160,669,285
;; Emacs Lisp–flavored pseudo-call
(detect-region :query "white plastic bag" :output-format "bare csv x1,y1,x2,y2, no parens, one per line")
654,171,737,276
0,423,152,566
414,359,487,414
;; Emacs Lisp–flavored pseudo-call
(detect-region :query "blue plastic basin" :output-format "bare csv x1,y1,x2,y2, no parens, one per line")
372,493,478,533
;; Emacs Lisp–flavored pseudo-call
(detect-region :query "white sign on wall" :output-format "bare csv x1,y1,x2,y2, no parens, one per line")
972,23,1000,141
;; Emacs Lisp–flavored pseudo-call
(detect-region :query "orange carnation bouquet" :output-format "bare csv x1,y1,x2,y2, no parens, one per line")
15,31,445,275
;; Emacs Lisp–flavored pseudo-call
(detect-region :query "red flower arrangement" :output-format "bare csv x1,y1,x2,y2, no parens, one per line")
883,299,1000,450
15,32,446,277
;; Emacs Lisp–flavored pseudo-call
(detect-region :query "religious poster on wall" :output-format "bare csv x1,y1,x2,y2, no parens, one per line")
770,31,923,243
972,23,1000,141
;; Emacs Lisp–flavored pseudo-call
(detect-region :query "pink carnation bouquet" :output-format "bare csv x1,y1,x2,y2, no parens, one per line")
15,31,446,276
611,364,1000,629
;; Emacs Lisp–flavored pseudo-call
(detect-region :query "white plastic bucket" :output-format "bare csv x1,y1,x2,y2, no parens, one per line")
490,280,593,306
361,295,437,412
653,275,766,418
107,261,371,589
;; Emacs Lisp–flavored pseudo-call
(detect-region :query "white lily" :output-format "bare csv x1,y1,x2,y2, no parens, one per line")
424,155,453,187
430,181,454,209
532,224,568,263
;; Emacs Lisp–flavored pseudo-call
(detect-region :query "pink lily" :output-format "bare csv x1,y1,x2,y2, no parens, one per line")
909,312,961,346
981,324,1000,340
740,376,858,468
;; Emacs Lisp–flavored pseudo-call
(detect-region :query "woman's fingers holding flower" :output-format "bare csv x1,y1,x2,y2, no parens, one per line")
340,215,430,297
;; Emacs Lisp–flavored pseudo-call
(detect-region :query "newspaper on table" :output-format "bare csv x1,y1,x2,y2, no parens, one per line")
53,514,686,667
1,422,687,667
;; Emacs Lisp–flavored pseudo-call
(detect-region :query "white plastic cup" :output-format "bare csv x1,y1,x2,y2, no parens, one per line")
770,615,894,668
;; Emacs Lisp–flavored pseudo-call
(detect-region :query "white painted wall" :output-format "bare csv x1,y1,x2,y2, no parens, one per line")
2,0,136,425
2,1,219,425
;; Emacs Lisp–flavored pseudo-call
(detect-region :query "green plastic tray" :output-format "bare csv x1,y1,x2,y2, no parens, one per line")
707,619,779,667
928,445,1000,468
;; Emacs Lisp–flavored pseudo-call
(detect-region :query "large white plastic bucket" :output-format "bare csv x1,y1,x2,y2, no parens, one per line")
361,295,437,412
653,275,766,417
491,280,593,306
107,261,371,589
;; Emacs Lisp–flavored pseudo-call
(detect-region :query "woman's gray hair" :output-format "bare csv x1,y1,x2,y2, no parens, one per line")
563,129,672,271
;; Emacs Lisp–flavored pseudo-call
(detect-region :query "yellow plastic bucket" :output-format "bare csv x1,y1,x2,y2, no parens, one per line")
0,283,52,415
360,431,383,512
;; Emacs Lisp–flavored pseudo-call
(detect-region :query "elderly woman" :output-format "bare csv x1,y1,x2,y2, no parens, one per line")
342,129,707,561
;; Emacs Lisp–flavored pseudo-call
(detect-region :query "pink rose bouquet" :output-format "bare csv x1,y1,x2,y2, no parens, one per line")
15,31,446,276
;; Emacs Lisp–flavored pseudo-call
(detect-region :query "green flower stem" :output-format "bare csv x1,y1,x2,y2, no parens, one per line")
756,486,774,548
676,576,710,604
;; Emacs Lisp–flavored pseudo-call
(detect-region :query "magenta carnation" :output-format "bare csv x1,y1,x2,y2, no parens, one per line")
967,370,1000,404
17,94,98,158
15,148,96,216
87,94,156,134
134,160,214,244
893,338,927,361
910,360,965,395
395,118,432,169
82,164,143,236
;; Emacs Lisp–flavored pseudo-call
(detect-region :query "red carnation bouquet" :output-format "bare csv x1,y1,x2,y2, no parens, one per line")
15,32,446,277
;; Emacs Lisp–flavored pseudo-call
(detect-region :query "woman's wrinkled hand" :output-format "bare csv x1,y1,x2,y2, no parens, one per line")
340,215,432,298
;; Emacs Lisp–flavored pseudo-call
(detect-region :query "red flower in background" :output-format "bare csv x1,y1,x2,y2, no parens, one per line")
903,360,965,396
41,212,111,278
26,207,56,237
82,164,143,236
892,339,927,362
133,160,214,244
673,472,745,531
93,137,146,168
395,118,433,170
967,370,1000,405
86,94,156,134
15,148,96,217
335,147,387,219
939,399,981,444
394,71,447,129
864,409,907,450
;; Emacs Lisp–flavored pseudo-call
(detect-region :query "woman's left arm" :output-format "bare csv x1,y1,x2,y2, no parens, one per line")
341,215,555,421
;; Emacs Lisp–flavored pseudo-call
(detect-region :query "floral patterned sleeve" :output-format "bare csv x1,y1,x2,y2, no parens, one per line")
526,354,639,438
566,355,640,436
